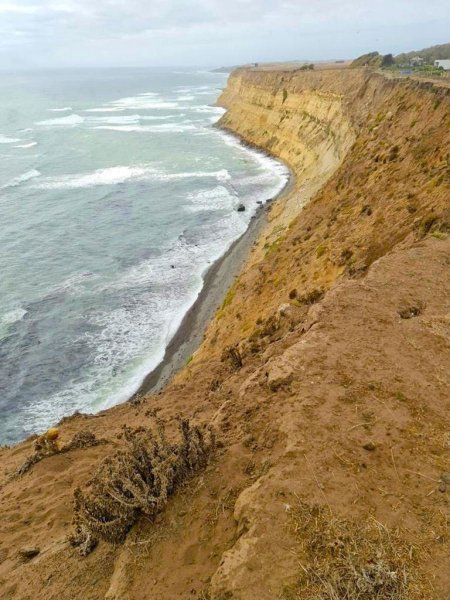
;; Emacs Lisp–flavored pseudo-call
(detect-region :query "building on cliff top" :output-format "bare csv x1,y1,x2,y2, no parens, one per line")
435,59,450,70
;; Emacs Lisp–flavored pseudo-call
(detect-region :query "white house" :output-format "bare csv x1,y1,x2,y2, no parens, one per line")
435,59,450,70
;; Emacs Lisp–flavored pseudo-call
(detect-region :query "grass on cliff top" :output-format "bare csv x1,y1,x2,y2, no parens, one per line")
282,501,429,600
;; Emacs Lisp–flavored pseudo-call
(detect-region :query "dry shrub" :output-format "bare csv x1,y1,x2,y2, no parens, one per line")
14,434,59,477
259,314,279,337
287,501,428,600
69,419,215,556
61,430,105,452
13,429,104,478
221,345,243,371
298,288,324,305
248,314,280,348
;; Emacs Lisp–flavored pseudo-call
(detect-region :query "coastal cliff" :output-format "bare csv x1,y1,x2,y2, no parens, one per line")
191,67,450,359
0,68,449,599
217,68,359,251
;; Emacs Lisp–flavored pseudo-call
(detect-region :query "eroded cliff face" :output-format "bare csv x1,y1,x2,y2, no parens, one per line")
217,68,361,248
189,68,450,361
218,67,360,179
0,69,449,600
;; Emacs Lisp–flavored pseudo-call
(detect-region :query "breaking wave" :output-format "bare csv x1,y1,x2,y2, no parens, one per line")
34,166,231,189
37,114,85,126
0,134,21,144
2,169,41,189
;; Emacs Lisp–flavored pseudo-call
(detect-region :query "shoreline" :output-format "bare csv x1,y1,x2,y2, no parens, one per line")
1,121,294,446
132,158,295,397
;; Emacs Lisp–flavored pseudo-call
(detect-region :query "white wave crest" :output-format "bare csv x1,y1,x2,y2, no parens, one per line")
2,169,41,189
1,308,27,326
86,114,178,124
186,185,236,213
34,165,231,190
93,123,197,133
86,94,180,113
87,114,141,125
123,100,180,110
36,166,159,189
0,134,21,144
192,106,226,114
14,141,37,148
36,114,85,126
48,107,72,112
155,168,231,183
216,128,290,182
84,107,125,113
47,271,97,296
140,115,178,120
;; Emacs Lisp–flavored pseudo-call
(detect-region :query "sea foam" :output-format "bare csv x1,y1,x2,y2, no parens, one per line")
48,107,72,112
34,166,232,189
87,114,142,125
36,166,158,189
86,95,180,113
37,114,85,127
0,134,21,144
2,169,41,189
186,185,237,213
14,141,37,148
92,123,197,133
1,308,27,326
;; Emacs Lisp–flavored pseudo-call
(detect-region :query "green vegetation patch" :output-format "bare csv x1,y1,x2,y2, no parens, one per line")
222,285,236,309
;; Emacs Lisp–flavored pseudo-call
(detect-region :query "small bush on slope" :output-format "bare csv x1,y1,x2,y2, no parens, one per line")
69,419,215,556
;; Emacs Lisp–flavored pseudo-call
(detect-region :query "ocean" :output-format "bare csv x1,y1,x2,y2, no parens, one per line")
0,68,288,445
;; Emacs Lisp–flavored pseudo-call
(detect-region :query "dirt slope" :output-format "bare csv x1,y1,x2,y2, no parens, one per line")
0,68,449,600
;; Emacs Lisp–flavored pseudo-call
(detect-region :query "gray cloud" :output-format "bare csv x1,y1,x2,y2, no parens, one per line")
0,0,448,68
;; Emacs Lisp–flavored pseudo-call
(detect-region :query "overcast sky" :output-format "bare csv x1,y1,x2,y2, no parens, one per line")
0,0,449,69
